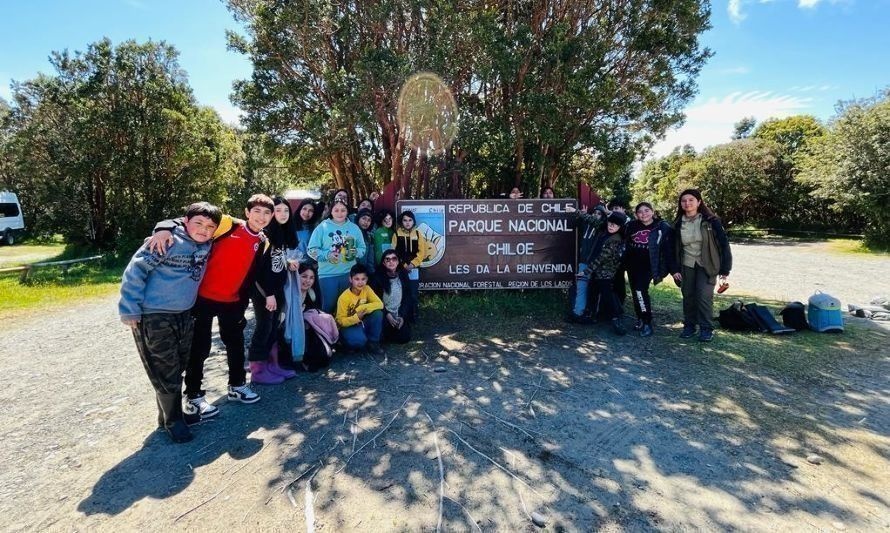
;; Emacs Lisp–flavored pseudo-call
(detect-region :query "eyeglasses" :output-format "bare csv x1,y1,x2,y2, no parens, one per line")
383,257,399,262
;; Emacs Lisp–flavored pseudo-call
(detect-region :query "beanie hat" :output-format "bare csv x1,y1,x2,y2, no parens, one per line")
607,211,628,226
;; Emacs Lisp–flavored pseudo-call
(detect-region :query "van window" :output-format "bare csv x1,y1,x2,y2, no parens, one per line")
0,203,20,217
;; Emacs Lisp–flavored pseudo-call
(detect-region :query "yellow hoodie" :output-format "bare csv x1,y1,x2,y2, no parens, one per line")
335,285,383,328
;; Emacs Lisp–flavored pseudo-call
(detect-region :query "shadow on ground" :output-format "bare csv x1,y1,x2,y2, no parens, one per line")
77,298,890,530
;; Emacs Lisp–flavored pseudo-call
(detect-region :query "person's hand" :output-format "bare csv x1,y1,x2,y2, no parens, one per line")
357,308,367,319
396,317,405,329
147,230,174,254
672,272,683,282
580,205,589,214
122,318,139,328
265,295,277,312
387,313,399,327
405,263,414,271
327,250,339,263
718,274,729,283
288,260,299,271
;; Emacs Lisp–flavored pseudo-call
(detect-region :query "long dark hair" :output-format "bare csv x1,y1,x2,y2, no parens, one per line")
269,196,298,249
293,198,320,231
375,248,406,295
298,263,320,309
673,188,717,223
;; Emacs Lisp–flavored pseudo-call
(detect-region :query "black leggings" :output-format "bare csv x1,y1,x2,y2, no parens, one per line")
628,264,653,323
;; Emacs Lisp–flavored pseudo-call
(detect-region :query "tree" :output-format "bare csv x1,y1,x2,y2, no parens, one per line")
732,116,756,140
632,145,697,215
226,0,712,199
797,90,890,245
1,39,243,248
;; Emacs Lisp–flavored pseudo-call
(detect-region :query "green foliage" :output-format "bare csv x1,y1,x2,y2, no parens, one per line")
227,0,712,199
732,116,756,140
632,145,698,216
797,90,890,246
0,39,243,248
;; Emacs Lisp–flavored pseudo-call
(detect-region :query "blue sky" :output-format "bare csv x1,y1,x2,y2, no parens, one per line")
1,0,888,159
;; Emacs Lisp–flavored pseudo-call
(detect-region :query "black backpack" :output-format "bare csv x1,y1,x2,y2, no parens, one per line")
718,301,759,331
779,302,809,331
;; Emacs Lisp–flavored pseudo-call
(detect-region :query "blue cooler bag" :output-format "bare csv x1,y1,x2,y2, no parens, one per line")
807,291,844,332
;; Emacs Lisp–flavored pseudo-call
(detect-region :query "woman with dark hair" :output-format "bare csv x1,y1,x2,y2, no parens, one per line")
281,264,336,372
371,249,415,344
624,202,676,337
248,196,298,384
392,210,428,319
294,198,320,262
540,186,555,199
671,189,732,342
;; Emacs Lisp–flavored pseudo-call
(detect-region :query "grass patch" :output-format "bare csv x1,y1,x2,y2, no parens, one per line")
419,284,887,383
0,243,125,323
824,238,890,257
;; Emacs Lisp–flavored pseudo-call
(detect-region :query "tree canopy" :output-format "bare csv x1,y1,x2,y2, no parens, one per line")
0,39,254,248
226,0,712,200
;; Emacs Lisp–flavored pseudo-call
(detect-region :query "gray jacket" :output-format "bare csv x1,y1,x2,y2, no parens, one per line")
119,226,212,321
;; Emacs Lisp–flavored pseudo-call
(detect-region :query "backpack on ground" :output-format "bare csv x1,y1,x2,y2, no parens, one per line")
718,301,759,332
779,301,809,331
746,303,796,335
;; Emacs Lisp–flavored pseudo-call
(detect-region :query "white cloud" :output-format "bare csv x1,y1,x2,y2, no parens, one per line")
798,0,820,7
207,101,244,127
728,0,746,23
647,91,813,158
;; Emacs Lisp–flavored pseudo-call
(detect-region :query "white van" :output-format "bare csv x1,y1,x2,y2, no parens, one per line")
0,191,25,245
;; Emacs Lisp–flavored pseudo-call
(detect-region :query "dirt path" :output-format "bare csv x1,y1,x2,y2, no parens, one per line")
728,240,890,308
1,243,889,532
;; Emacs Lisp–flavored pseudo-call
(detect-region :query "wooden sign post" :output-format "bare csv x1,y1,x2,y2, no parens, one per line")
395,199,578,290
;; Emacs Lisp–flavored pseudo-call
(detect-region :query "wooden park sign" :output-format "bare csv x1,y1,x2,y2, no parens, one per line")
395,199,578,290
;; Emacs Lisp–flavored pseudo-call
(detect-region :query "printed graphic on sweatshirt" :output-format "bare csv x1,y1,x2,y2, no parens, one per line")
270,246,287,273
399,203,446,267
157,251,209,281
326,230,358,264
630,228,652,248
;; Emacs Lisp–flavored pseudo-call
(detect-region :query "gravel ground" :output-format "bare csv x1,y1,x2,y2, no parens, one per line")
0,241,888,531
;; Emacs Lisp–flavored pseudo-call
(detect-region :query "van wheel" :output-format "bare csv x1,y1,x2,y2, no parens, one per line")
3,230,13,246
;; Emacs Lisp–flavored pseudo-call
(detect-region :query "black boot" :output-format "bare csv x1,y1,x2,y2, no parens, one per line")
611,318,626,336
640,322,654,337
157,392,193,444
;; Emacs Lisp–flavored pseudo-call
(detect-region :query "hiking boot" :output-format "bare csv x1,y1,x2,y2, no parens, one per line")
679,325,697,339
228,384,261,404
165,420,194,444
699,329,715,342
640,323,654,337
187,395,219,419
611,318,626,336
368,342,385,356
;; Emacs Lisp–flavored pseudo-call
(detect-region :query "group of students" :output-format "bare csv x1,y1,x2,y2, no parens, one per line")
566,188,733,342
118,191,427,444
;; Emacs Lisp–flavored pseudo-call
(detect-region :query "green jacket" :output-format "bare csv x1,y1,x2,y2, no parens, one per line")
673,215,732,281
371,226,394,266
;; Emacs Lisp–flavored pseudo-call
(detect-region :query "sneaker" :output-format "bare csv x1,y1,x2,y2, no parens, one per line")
611,318,626,336
182,401,202,426
679,325,697,339
228,384,261,404
699,329,715,342
640,323,654,337
187,395,219,419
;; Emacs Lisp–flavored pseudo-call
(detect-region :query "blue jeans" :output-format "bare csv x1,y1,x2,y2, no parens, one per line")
318,274,351,314
572,274,590,316
340,310,383,349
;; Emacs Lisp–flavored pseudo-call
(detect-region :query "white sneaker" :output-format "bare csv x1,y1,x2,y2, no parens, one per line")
187,395,219,418
228,384,261,404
